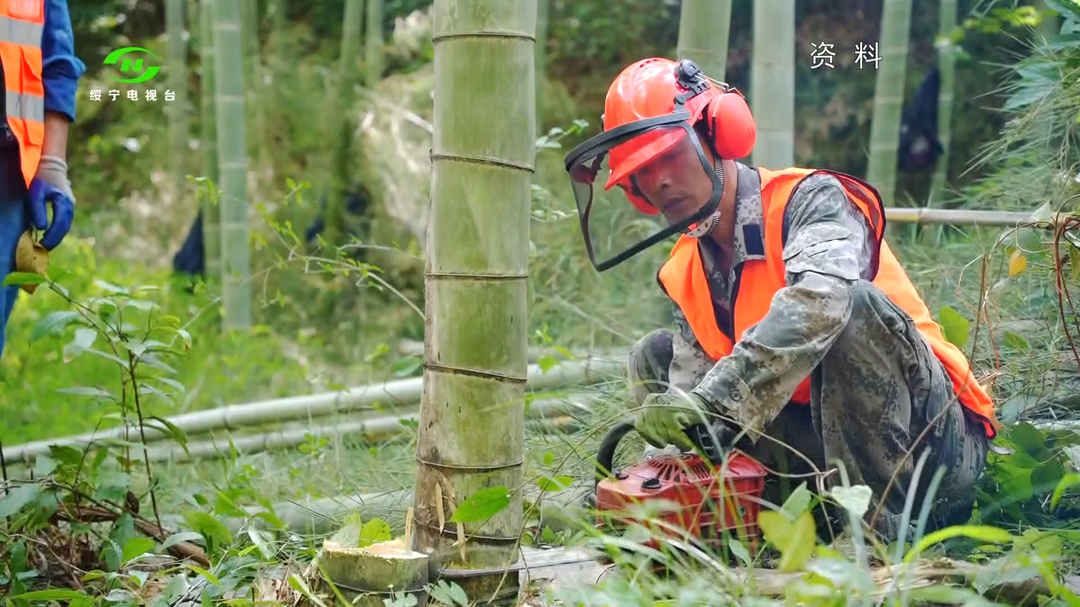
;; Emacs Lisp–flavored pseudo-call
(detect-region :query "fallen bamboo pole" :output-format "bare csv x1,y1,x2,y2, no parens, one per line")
2,354,624,465
884,207,1069,226
141,394,599,463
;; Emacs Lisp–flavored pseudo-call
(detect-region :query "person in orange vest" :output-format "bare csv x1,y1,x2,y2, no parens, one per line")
564,57,1002,540
0,1,85,357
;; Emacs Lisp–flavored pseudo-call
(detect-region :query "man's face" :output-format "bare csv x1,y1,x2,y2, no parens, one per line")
629,132,715,226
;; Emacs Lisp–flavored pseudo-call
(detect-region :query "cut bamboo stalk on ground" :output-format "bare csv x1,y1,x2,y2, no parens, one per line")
884,208,1070,226
140,394,600,463
319,538,429,606
2,356,622,464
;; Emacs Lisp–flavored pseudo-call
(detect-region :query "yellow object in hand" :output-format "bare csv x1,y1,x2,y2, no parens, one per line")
14,230,49,294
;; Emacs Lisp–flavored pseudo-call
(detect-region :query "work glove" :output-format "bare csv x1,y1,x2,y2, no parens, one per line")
634,391,712,452
27,155,75,251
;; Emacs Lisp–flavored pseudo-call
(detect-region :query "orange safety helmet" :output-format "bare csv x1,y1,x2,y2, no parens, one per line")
602,57,757,215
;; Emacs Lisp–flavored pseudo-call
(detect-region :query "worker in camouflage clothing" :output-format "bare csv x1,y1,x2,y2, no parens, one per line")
563,57,1002,541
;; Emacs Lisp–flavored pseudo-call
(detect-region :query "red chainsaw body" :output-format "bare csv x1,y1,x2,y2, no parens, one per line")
594,450,768,548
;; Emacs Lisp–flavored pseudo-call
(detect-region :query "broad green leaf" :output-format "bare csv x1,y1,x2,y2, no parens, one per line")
30,310,82,342
3,271,47,287
428,580,470,607
182,511,234,553
536,355,559,372
449,486,511,523
829,485,873,519
537,475,573,493
122,537,156,563
938,306,970,350
359,518,393,547
0,483,43,517
758,510,817,572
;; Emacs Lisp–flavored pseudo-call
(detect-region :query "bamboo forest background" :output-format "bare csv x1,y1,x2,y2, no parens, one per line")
2,0,1080,604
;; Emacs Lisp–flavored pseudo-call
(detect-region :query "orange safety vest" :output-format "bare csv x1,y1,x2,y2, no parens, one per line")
657,167,1002,438
0,0,45,187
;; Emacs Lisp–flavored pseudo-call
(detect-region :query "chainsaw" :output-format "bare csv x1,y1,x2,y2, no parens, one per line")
437,421,770,580
591,419,769,552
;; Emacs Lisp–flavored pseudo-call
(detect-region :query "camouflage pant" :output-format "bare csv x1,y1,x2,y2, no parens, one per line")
627,281,990,541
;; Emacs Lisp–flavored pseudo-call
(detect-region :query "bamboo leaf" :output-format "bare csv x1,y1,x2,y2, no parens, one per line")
63,328,99,363
1008,250,1028,277
449,486,511,523
938,306,970,349
30,310,82,342
1003,332,1030,351
3,271,47,287
904,525,1013,564
162,531,205,550
55,386,115,400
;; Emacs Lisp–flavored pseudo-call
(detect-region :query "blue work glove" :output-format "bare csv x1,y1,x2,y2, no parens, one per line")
634,391,712,452
27,155,75,251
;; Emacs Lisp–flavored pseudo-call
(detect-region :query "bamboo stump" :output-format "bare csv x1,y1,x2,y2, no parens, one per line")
320,538,429,606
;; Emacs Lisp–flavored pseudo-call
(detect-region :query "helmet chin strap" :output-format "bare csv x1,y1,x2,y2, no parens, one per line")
683,157,725,238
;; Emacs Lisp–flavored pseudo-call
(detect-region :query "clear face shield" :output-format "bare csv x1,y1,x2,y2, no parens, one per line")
564,111,724,272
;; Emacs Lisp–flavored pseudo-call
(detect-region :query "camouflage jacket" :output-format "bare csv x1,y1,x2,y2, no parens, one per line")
668,162,877,438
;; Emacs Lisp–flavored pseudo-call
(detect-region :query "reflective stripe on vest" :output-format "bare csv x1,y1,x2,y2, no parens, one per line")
0,1,46,187
657,167,1002,439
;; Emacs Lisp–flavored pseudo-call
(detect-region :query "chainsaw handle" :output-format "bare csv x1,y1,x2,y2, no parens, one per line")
594,419,637,489
594,420,722,490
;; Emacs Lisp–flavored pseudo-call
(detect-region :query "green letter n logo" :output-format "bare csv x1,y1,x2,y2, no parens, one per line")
104,47,160,84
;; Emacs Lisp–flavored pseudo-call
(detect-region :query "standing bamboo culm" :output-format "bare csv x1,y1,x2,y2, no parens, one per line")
864,0,913,207
200,0,221,283
677,0,732,81
535,0,549,134
749,0,795,168
410,1,536,604
324,0,364,247
928,0,957,207
167,0,188,200
213,0,252,330
365,0,383,86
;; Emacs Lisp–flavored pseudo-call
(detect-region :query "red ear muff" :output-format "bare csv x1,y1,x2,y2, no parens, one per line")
706,90,756,160
618,180,660,216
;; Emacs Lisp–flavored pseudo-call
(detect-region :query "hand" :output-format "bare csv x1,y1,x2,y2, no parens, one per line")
27,155,75,251
634,392,711,452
